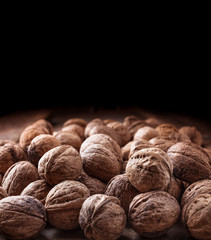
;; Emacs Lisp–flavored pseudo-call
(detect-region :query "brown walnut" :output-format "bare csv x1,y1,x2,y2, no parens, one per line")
179,125,203,145
128,139,154,158
63,117,88,128
27,134,61,167
2,161,39,196
38,145,82,186
0,186,8,200
0,195,46,240
45,180,90,230
79,194,126,240
167,142,211,183
21,179,52,205
121,140,133,161
126,147,173,192
105,173,139,214
149,136,177,152
133,126,159,141
156,123,178,137
62,124,85,141
0,142,27,175
84,118,105,139
181,179,211,240
128,191,180,238
80,133,122,182
32,119,54,135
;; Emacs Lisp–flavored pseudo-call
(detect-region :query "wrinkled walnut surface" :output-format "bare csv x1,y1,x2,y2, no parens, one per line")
79,194,126,240
179,126,203,146
128,191,180,238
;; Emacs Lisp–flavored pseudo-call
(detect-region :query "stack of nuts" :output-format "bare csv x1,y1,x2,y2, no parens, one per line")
0,116,211,240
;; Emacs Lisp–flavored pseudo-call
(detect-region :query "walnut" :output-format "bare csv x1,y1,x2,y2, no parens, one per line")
32,119,54,135
27,134,61,167
107,121,131,146
156,123,178,137
145,117,163,128
80,133,122,182
77,170,106,195
2,161,39,196
0,195,46,240
45,180,90,230
121,140,133,161
62,124,85,141
149,136,177,152
38,145,82,186
19,125,50,150
166,176,183,201
103,118,116,125
105,173,139,214
167,142,211,183
79,194,126,240
0,186,8,200
126,147,173,192
0,142,27,175
179,125,203,145
181,179,211,240
21,179,52,205
128,191,180,238
63,117,88,128
128,139,154,158
126,120,148,139
133,126,159,141
204,147,211,164
84,118,105,138
53,131,82,151
123,115,140,128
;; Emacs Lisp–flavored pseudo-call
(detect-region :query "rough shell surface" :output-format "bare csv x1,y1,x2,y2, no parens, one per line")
129,139,154,158
133,126,159,141
38,145,82,186
179,126,203,145
0,186,8,200
79,194,126,240
63,118,88,128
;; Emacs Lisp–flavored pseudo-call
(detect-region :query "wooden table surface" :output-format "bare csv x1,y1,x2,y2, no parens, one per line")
0,106,210,240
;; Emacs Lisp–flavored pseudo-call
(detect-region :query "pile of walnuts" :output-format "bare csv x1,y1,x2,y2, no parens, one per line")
0,116,211,240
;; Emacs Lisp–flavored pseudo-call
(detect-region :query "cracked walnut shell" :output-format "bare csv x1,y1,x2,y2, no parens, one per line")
126,147,173,192
45,180,90,230
128,191,180,238
38,145,82,186
0,195,46,240
79,194,126,240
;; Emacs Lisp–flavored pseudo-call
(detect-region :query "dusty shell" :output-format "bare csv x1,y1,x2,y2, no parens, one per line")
156,123,178,137
38,145,82,186
149,136,177,152
179,126,203,145
84,118,104,139
129,139,154,158
128,191,180,238
145,117,163,128
63,118,88,128
105,173,139,214
107,121,131,146
21,179,52,205
62,124,85,141
79,194,126,240
54,131,82,151
45,180,90,230
0,142,27,175
80,134,122,182
0,195,46,240
126,147,173,192
0,186,8,200
27,134,61,167
2,161,39,196
133,126,159,141
167,142,211,183
77,170,106,195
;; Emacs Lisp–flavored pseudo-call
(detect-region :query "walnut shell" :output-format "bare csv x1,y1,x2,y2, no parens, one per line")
149,136,177,152
156,123,178,137
127,120,148,139
77,170,106,195
107,121,131,146
181,183,211,240
80,134,122,182
38,145,82,186
105,173,139,214
19,125,50,150
123,115,140,129
21,179,52,205
0,142,27,175
166,176,183,201
27,134,61,167
133,126,159,141
45,180,90,230
0,186,8,200
121,140,133,161
0,195,46,240
63,118,88,128
79,194,126,240
128,191,180,238
126,147,173,192
54,131,82,151
62,124,85,141
84,118,105,139
32,119,54,135
145,117,163,128
128,139,154,158
2,161,39,196
167,142,211,183
179,126,203,146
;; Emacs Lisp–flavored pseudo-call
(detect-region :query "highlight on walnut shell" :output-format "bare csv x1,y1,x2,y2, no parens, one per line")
79,194,127,240
38,145,82,186
128,191,180,238
0,195,47,240
45,180,90,230
126,147,173,192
